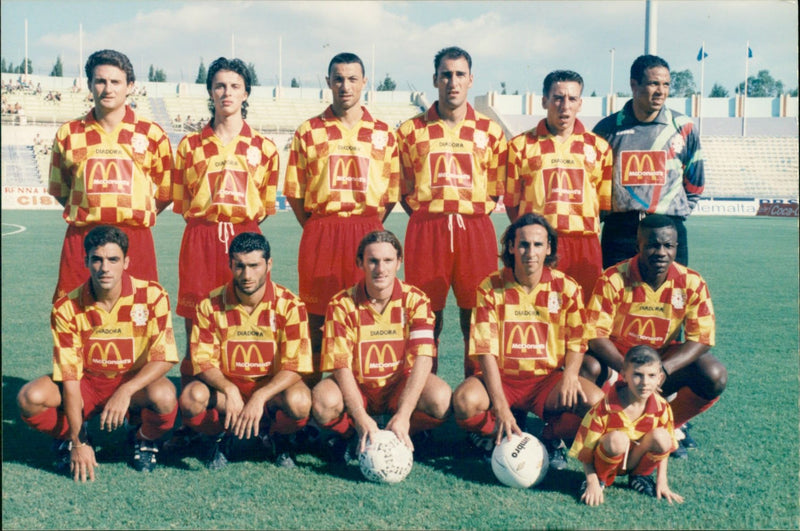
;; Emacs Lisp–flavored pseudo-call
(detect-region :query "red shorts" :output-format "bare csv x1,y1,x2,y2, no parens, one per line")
495,371,563,419
54,224,158,302
404,213,498,311
555,233,602,303
177,219,261,319
359,372,410,415
76,372,135,420
298,215,382,315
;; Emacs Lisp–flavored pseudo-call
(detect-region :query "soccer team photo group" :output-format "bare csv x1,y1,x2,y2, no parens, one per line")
2,3,799,528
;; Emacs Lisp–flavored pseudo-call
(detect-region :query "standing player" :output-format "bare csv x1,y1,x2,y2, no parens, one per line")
17,226,179,481
452,214,603,469
505,70,612,301
311,231,451,460
570,346,683,505
171,57,278,369
49,49,172,301
397,46,507,376
283,52,399,381
178,232,312,469
593,55,704,268
583,214,726,458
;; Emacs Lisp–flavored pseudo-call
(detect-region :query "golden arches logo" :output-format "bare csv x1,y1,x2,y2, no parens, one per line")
621,151,666,185
86,339,133,369
504,322,546,359
227,342,273,374
85,159,133,194
329,155,368,191
545,168,583,203
623,318,659,343
430,152,472,188
362,342,400,376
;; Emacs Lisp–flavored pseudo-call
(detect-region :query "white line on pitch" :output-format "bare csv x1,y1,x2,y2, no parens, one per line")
1,223,27,236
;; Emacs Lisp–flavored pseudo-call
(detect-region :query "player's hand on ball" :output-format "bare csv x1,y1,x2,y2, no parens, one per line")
385,414,413,450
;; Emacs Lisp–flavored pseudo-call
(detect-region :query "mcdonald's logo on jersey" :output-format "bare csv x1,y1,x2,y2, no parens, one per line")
210,169,248,206
621,316,670,347
329,155,369,192
544,167,584,204
85,337,135,372
225,340,275,377
620,151,666,186
503,321,548,360
429,152,473,188
85,158,133,195
358,339,404,381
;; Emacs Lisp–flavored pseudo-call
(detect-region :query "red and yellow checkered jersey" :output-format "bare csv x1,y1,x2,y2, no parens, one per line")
397,103,507,215
51,273,178,381
569,381,678,463
505,119,612,235
585,256,715,355
321,279,435,388
191,277,312,381
283,106,399,218
172,121,279,223
48,106,172,227
470,267,586,378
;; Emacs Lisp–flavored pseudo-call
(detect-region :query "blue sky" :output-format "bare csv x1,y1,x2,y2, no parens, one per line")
1,1,797,99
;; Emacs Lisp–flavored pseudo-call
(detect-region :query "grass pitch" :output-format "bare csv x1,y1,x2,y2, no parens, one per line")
2,211,798,530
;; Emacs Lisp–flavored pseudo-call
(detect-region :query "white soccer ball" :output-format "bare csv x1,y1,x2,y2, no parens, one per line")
491,432,549,488
358,430,414,484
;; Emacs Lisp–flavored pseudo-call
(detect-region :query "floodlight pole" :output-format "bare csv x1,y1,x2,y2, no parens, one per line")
645,0,657,55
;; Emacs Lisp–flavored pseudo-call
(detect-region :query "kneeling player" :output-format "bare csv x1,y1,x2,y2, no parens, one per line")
178,232,312,469
570,346,683,505
17,226,179,481
311,231,452,461
452,214,603,470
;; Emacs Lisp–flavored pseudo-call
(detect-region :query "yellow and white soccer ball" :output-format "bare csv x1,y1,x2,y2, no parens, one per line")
358,430,414,484
491,432,549,488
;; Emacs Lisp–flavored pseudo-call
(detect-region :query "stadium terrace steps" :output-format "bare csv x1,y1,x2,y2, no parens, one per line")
702,136,799,199
1,145,42,186
148,98,173,132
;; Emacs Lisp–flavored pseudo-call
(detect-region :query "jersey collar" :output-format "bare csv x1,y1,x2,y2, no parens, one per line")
627,255,680,285
426,102,476,123
322,105,374,124
621,99,670,126
80,271,134,307
83,104,136,128
607,380,662,415
534,118,586,137
502,266,553,289
223,273,276,308
353,278,403,307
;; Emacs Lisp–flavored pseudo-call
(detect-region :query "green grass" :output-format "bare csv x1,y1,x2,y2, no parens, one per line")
2,211,798,529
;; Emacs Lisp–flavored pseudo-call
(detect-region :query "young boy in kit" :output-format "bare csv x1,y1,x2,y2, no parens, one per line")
569,345,684,506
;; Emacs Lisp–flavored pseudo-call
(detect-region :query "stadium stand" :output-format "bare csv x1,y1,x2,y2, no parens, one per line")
2,145,42,186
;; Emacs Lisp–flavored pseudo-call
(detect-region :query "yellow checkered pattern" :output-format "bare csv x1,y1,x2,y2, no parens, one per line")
48,106,172,227
52,274,178,381
172,122,279,222
585,256,716,354
505,119,612,234
569,381,678,463
283,106,399,217
470,267,586,377
191,280,312,380
397,103,507,215
321,280,435,388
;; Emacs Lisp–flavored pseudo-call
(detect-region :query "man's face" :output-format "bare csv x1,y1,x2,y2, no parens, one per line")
358,242,401,295
511,224,551,279
231,251,271,297
542,81,583,135
327,62,366,112
631,66,670,117
637,226,678,278
210,69,248,119
85,243,129,292
434,57,473,112
622,360,663,401
89,64,132,114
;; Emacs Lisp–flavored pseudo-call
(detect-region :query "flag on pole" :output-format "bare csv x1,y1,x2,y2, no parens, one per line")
747,46,753,58
697,47,708,61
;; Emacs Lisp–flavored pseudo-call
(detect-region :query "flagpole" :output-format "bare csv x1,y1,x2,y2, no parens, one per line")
742,40,749,137
609,48,615,114
699,41,705,136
